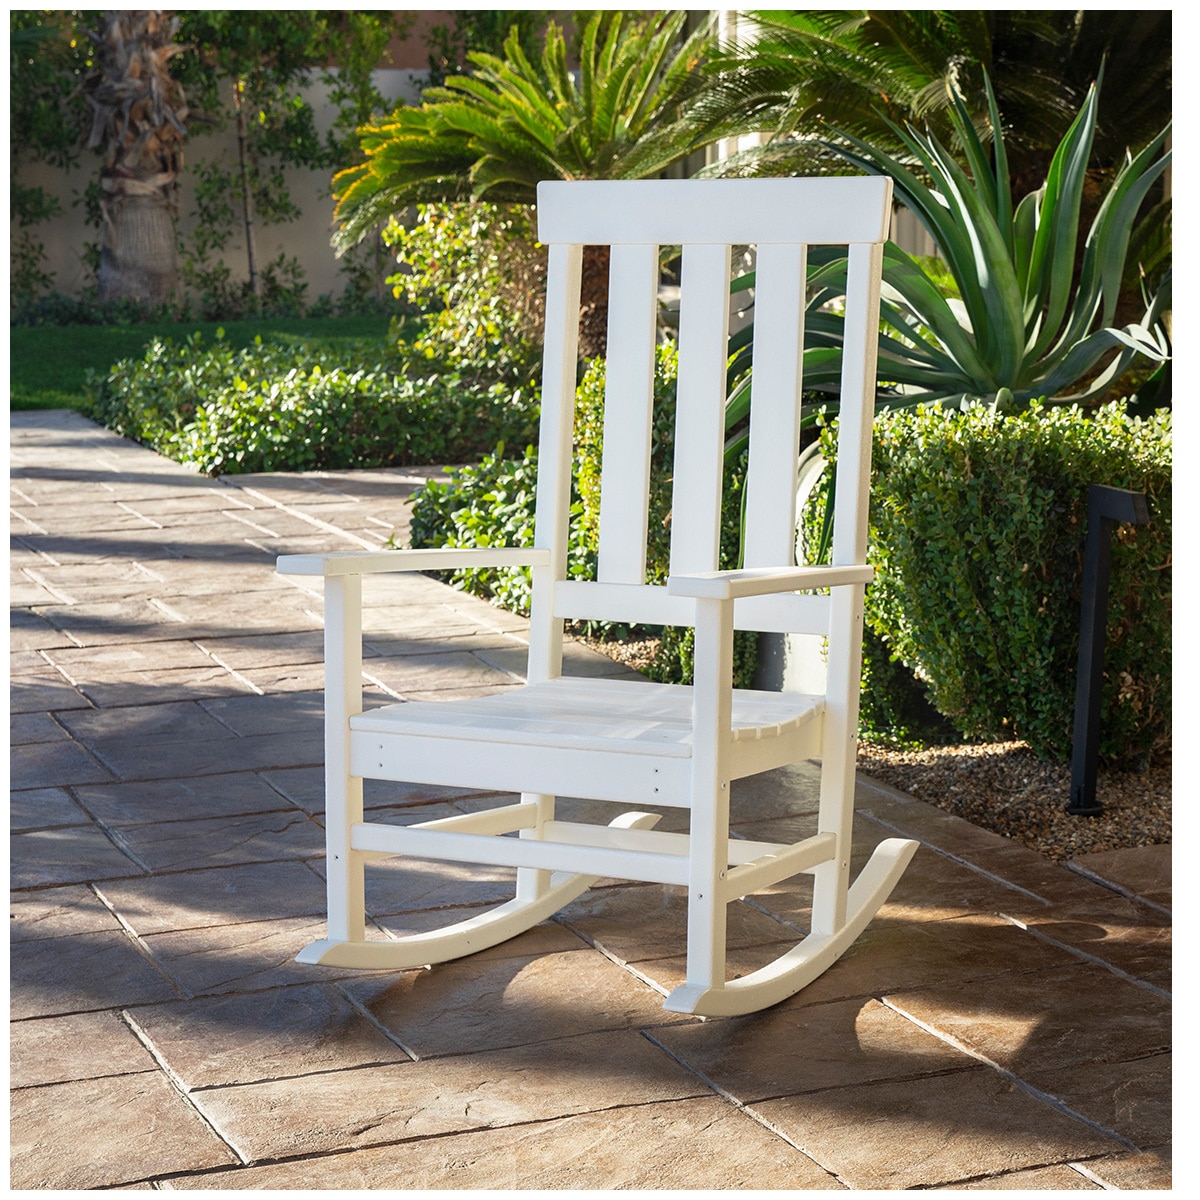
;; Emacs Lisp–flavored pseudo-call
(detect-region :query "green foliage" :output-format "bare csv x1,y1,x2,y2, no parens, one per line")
384,203,546,385
410,448,592,616
410,342,760,687
9,12,91,302
10,314,395,411
173,12,407,311
816,402,1172,762
824,78,1171,407
724,74,1171,445
695,11,1170,187
333,12,720,248
857,626,958,748
10,11,407,317
423,11,547,89
83,332,539,476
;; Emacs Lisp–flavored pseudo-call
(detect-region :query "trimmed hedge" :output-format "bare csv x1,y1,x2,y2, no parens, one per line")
84,332,539,475
843,401,1171,762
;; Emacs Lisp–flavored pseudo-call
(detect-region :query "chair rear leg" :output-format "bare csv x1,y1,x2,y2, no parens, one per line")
516,792,555,902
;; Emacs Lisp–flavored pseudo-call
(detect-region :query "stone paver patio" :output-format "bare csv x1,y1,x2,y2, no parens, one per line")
10,410,1170,1189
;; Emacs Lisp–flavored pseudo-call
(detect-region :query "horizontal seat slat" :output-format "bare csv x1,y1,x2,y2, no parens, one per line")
350,677,822,758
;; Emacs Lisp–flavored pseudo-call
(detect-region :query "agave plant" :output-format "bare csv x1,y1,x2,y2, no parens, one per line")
725,74,1170,447
828,79,1170,407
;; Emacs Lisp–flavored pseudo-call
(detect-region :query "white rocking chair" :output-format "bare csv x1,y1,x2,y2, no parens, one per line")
278,177,918,1017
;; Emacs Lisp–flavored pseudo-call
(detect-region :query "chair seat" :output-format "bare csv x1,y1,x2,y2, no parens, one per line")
351,676,823,759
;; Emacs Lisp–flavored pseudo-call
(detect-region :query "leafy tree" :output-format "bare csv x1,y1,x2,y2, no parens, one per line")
79,11,189,305
10,10,406,316
422,10,547,89
332,11,726,356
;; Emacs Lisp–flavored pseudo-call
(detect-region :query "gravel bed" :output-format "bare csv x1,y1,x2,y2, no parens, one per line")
856,740,1171,862
575,633,1171,863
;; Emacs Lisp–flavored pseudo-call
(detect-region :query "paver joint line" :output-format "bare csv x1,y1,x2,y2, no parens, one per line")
998,912,1173,999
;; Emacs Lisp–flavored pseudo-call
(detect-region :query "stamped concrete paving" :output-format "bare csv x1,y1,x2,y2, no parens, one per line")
10,410,1171,1189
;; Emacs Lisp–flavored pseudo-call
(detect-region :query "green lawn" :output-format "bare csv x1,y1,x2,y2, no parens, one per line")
9,314,397,411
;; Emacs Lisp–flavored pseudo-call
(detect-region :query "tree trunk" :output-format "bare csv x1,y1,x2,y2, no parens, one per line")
233,77,261,300
578,244,612,360
97,186,179,305
83,10,188,307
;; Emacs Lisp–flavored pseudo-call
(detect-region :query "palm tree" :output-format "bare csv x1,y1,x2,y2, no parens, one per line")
333,12,727,356
691,10,1170,191
81,10,188,306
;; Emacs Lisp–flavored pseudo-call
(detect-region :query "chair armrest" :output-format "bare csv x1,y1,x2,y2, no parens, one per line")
666,564,873,600
277,547,552,578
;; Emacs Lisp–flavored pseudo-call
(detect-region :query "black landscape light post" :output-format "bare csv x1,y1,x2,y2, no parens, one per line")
1067,484,1150,816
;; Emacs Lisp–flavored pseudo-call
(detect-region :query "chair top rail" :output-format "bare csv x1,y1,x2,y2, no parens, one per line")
536,178,893,246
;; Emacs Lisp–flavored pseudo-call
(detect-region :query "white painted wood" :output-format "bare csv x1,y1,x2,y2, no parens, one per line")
686,597,734,990
287,176,916,1016
351,726,692,806
831,242,885,570
597,243,659,584
722,832,837,901
352,676,818,742
552,580,833,635
664,838,918,1016
277,547,551,577
670,243,733,578
352,821,693,887
536,178,894,246
742,243,807,569
528,241,583,685
323,574,364,944
299,811,664,969
667,564,873,600
516,792,555,903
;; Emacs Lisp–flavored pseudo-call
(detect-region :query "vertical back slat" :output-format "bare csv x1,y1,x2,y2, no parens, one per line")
831,242,885,567
669,243,733,577
741,244,808,568
529,242,584,683
597,243,660,584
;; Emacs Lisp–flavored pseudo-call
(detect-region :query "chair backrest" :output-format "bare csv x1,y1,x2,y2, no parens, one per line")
526,177,892,684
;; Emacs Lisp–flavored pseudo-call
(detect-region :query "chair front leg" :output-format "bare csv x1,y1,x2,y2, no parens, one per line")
324,573,365,944
685,597,735,992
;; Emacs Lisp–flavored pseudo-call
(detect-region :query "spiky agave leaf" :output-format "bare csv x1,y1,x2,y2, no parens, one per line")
815,75,1170,408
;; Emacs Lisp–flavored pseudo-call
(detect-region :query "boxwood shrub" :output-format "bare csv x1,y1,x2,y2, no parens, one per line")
825,401,1171,763
84,332,540,475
